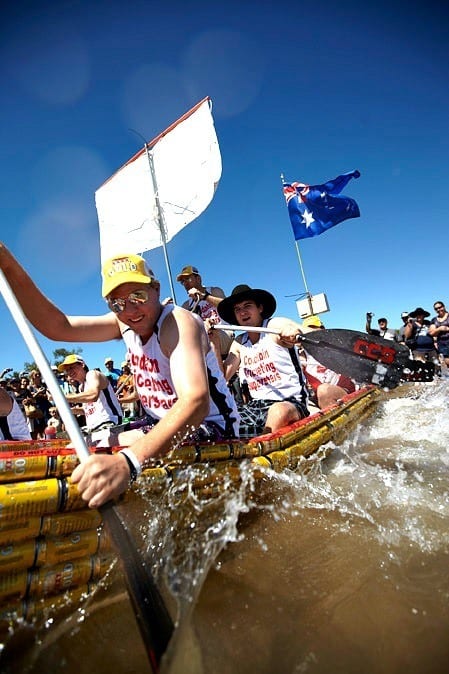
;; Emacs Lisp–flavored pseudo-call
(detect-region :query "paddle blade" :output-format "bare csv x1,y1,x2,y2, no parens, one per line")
301,329,411,389
100,502,174,671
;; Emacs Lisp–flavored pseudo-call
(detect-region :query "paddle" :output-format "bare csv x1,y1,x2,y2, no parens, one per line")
214,324,415,388
0,269,174,673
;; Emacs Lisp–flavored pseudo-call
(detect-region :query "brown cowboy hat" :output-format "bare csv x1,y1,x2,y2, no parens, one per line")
409,307,430,318
217,284,276,325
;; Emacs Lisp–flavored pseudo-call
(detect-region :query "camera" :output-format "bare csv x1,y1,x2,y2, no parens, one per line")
366,312,374,319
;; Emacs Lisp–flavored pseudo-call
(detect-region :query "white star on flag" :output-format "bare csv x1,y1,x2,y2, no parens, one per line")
301,208,315,228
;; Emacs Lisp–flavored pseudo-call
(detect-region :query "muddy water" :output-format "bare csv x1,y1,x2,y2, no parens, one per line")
2,382,449,674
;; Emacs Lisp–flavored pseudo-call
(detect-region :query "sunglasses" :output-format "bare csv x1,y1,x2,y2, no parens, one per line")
107,289,150,314
434,305,445,310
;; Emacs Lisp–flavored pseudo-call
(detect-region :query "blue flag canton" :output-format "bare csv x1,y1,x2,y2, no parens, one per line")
283,169,361,240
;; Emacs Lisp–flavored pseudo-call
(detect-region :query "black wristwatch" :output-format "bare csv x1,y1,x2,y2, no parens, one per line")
120,451,138,483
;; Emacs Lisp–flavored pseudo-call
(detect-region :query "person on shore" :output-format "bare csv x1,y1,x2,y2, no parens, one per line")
298,315,357,409
0,245,239,507
428,301,449,366
0,386,32,441
214,284,309,437
58,354,123,433
47,406,63,433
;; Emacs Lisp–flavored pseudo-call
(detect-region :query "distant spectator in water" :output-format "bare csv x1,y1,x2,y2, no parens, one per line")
428,301,449,366
397,311,410,344
365,313,398,341
404,307,438,363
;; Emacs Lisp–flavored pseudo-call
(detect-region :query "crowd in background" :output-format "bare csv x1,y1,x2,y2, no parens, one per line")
365,301,449,367
0,357,139,440
1,297,448,442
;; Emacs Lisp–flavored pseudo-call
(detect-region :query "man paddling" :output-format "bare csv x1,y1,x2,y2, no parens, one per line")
57,354,123,433
0,244,239,507
213,284,309,437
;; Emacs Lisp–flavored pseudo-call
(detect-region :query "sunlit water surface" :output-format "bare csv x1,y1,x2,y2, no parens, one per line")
2,382,448,674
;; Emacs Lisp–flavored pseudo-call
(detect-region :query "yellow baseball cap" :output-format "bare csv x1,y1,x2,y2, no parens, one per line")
57,354,85,372
302,315,324,329
101,254,155,297
176,265,200,281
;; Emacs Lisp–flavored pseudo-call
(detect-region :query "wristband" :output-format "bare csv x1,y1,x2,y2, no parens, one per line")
119,448,142,483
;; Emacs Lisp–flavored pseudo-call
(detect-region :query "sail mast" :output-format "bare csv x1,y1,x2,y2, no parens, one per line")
145,142,177,303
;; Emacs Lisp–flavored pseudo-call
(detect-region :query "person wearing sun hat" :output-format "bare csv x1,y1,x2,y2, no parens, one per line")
58,354,123,433
0,244,239,507
215,284,309,438
404,307,438,363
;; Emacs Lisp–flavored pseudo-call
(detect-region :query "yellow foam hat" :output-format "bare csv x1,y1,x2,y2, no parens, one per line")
302,315,324,329
57,354,85,372
101,254,155,297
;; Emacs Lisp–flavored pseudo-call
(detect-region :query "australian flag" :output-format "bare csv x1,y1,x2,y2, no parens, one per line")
283,169,361,240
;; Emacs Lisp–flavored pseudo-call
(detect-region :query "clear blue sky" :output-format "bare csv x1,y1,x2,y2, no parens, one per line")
1,0,448,373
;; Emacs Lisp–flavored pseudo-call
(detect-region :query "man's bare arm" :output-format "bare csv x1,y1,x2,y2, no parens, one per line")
0,243,121,342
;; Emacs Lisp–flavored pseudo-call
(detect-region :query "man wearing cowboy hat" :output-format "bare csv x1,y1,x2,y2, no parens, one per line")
404,307,438,363
215,284,309,437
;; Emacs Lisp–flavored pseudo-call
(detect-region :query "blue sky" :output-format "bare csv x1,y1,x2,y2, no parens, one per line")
1,0,448,373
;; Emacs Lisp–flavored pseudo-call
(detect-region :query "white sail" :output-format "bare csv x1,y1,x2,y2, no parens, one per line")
95,97,221,263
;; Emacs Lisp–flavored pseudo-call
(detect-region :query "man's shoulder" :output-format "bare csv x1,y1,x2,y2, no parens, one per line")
209,286,225,298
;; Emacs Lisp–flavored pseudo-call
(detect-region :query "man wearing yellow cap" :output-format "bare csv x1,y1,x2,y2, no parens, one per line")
57,354,123,433
0,245,239,508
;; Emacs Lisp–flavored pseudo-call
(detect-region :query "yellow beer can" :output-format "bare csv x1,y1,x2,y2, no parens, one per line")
0,539,39,574
0,479,61,521
40,510,102,536
0,516,42,546
0,455,50,483
28,557,94,598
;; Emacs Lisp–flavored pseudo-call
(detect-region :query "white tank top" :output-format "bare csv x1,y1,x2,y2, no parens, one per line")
121,304,239,437
81,371,122,431
0,395,31,440
238,327,308,405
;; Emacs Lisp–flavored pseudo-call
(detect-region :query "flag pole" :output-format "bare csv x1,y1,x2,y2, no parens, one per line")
281,173,313,315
